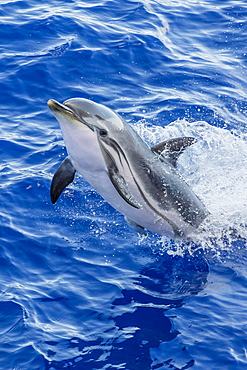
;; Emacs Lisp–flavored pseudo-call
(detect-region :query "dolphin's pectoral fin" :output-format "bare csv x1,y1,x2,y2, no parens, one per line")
124,216,148,235
151,137,197,167
108,168,141,209
50,156,76,204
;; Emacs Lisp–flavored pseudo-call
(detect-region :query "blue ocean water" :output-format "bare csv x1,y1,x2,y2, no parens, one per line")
1,0,247,369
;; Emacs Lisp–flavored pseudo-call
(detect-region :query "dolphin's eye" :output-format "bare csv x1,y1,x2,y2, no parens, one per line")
99,129,108,137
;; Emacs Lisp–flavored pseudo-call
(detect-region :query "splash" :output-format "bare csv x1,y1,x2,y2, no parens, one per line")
134,119,247,255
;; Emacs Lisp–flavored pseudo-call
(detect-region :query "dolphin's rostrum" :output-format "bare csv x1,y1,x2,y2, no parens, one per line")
48,98,208,239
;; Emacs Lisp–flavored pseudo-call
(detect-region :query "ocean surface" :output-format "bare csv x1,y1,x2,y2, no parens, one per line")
1,0,247,369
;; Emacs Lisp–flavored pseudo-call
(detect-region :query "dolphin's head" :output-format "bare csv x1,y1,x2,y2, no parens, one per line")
48,98,128,172
48,97,125,134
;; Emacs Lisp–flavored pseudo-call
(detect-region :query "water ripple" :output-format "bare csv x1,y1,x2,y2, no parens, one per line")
1,0,247,369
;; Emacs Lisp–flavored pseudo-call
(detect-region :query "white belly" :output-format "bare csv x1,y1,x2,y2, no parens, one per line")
78,168,178,238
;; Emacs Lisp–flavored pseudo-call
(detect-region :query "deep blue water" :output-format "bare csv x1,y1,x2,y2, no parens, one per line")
1,0,247,369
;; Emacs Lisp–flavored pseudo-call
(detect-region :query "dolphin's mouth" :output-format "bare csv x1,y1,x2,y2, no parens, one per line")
47,99,93,130
48,99,76,116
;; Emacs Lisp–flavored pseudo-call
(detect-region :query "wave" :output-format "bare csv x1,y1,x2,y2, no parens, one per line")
135,118,247,255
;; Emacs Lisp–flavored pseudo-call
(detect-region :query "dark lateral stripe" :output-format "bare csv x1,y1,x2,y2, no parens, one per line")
102,138,181,234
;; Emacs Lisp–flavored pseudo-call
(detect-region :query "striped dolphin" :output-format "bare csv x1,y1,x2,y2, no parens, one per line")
47,98,208,239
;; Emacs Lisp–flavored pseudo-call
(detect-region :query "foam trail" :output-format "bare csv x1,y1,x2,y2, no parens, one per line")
135,119,247,254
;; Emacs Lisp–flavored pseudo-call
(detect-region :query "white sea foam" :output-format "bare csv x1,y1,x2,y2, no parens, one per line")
135,119,247,255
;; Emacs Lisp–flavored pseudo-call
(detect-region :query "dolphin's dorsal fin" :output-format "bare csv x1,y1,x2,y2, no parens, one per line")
151,136,196,167
50,156,76,204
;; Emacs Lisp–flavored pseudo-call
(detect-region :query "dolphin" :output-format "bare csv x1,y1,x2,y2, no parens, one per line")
47,98,208,239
